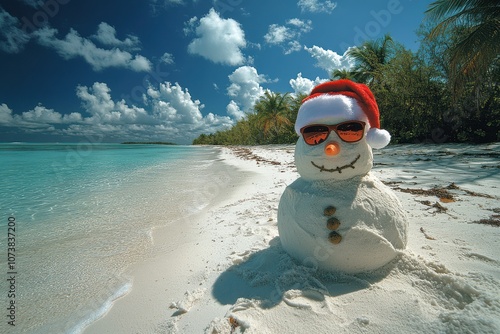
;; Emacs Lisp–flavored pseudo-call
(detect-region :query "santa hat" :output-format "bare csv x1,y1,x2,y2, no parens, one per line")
295,79,391,149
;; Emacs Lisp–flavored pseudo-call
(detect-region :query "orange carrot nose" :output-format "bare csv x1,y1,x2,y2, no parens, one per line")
324,142,340,156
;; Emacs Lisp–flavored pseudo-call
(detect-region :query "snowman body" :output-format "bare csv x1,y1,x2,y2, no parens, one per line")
278,173,407,274
277,90,408,274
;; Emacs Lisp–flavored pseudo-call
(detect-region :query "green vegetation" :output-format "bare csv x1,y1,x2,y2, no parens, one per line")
193,1,499,145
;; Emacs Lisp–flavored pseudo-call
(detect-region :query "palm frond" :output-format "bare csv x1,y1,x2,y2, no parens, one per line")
425,0,500,96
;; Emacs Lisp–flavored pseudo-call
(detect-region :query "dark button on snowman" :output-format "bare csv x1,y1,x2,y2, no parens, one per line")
278,80,408,274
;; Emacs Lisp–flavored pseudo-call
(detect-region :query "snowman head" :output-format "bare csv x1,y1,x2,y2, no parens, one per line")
294,80,391,181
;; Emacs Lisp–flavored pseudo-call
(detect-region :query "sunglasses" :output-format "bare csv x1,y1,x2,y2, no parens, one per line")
300,121,366,146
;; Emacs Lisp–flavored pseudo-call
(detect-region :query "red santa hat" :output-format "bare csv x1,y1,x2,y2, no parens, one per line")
295,79,391,149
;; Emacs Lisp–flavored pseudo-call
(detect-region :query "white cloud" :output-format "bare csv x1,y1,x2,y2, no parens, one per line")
265,25,293,45
285,40,302,55
0,103,84,129
145,82,234,141
33,26,152,72
227,66,266,114
92,22,141,50
246,55,255,65
187,8,246,66
183,16,198,35
289,73,328,96
22,105,71,124
149,82,205,124
264,19,312,54
298,0,337,14
1,80,234,143
160,52,175,64
226,100,245,121
0,103,14,124
0,8,31,53
76,82,152,125
287,18,313,33
304,45,355,75
129,55,152,72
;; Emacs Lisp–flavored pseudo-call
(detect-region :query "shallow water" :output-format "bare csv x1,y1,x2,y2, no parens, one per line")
0,143,235,333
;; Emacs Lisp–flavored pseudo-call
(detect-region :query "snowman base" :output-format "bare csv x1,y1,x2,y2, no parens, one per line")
278,173,408,274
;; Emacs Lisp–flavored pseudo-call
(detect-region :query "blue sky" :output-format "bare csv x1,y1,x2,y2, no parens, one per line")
0,0,432,144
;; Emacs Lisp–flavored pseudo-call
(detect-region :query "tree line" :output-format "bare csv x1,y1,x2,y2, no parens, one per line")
193,1,499,145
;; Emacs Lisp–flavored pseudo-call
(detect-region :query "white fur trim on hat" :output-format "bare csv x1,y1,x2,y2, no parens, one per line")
366,128,391,149
295,95,368,134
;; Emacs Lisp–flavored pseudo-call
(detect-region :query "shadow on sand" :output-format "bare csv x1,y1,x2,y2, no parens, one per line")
212,237,395,309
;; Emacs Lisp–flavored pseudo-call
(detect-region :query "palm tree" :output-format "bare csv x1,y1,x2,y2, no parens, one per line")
346,34,394,86
426,0,500,91
288,92,308,125
253,91,292,142
331,68,355,81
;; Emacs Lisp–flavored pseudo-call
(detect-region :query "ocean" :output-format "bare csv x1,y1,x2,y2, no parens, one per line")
0,143,236,333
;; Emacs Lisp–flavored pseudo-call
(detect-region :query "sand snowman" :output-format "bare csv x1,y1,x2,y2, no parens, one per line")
278,80,408,274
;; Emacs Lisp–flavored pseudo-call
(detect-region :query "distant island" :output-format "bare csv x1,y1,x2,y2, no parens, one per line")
121,142,177,145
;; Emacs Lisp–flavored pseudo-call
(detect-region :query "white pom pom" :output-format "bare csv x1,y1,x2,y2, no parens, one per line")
366,128,391,149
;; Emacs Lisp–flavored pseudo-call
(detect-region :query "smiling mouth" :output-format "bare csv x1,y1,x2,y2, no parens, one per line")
311,154,361,173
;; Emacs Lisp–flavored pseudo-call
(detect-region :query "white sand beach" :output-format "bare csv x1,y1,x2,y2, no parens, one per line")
84,143,500,334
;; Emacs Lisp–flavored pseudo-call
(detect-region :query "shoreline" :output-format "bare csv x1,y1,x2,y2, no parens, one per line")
82,146,273,333
1,144,232,334
84,143,500,333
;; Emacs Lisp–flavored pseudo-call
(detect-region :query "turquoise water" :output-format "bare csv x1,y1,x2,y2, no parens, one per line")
0,143,235,333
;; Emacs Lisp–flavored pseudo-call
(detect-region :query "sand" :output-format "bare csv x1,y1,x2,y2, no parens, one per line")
83,143,500,334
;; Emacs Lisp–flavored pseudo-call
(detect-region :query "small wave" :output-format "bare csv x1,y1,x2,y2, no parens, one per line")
68,281,133,334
